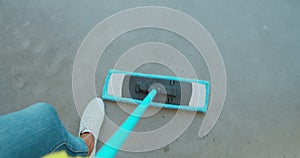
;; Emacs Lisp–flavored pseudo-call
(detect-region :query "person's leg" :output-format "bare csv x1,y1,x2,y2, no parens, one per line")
0,103,88,158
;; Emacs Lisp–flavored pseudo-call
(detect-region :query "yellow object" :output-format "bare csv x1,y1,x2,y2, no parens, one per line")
43,151,87,158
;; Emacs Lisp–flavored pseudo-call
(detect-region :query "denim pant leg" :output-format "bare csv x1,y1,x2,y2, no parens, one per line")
0,103,88,158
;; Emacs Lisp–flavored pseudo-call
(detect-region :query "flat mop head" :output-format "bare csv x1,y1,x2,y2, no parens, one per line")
102,70,210,112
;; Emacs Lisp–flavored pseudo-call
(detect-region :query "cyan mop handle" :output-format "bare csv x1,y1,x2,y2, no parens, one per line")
96,89,157,158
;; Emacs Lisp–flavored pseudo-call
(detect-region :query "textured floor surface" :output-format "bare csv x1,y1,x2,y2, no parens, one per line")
0,0,300,158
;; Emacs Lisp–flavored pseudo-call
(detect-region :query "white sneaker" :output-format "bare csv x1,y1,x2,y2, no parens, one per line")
79,98,105,158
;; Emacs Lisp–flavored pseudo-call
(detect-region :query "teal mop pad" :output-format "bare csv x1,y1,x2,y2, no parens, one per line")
102,69,210,112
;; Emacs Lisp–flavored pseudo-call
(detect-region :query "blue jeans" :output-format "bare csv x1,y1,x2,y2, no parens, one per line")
0,103,88,158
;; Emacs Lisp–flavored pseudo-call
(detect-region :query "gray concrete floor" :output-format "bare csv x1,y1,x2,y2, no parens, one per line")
1,0,300,158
